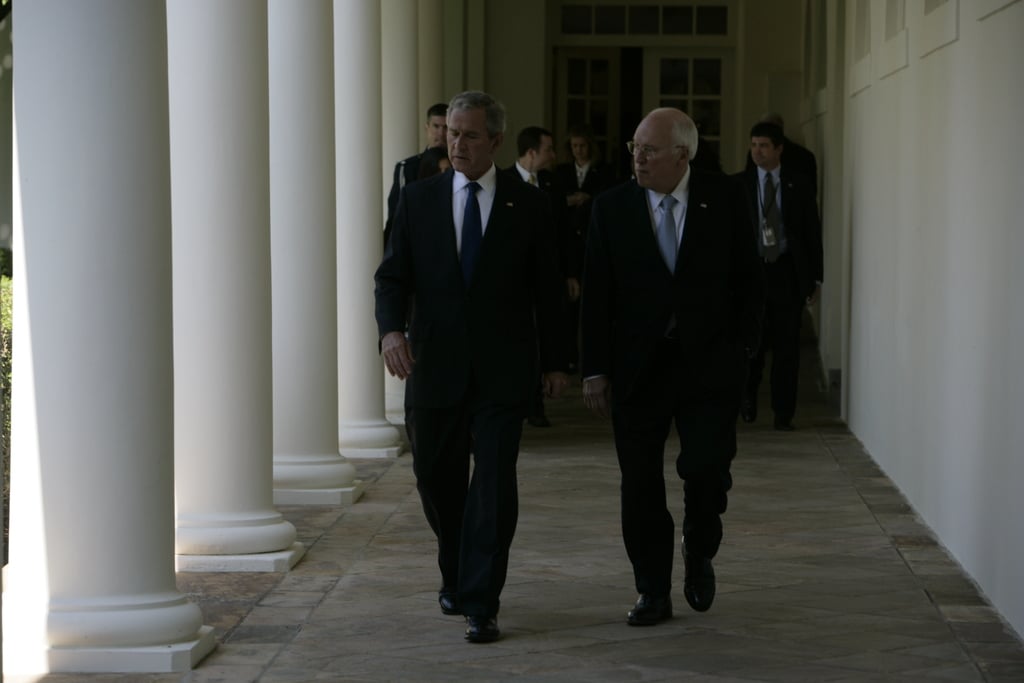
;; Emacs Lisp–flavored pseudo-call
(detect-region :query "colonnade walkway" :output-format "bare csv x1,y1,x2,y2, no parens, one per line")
18,347,1024,682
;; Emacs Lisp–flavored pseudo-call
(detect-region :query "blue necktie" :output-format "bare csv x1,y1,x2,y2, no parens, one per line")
461,181,483,284
656,194,679,273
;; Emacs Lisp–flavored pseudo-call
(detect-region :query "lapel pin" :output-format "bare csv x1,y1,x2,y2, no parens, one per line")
700,203,708,208
506,202,514,207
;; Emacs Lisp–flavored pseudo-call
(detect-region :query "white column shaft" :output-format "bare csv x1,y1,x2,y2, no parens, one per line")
4,1,212,673
381,0,421,209
418,0,447,142
381,0,422,437
336,0,401,457
168,0,300,569
269,0,363,503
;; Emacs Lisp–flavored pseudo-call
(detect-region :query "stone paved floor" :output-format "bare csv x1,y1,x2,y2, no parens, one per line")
14,349,1024,682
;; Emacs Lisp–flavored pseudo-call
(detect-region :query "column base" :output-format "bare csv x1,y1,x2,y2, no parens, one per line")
40,626,216,674
274,480,365,505
175,542,305,572
340,444,402,458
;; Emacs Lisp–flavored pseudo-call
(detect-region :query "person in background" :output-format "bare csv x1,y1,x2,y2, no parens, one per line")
384,102,449,246
499,125,569,428
744,112,818,198
553,123,615,372
580,107,761,627
736,121,822,431
417,145,451,180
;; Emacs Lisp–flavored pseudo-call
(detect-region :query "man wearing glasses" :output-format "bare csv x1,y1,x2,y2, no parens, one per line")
580,108,762,626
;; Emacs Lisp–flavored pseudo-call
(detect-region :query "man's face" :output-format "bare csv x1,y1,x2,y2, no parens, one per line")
425,115,448,148
631,113,687,194
447,107,502,180
532,135,557,171
750,136,782,171
570,137,590,165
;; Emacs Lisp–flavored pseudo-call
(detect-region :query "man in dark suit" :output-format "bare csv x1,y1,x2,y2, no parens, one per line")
383,102,449,246
580,108,762,626
554,123,617,371
744,112,818,198
375,91,569,644
737,121,823,431
500,125,569,428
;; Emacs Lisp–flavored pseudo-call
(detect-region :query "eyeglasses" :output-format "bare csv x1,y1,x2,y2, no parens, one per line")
626,141,684,158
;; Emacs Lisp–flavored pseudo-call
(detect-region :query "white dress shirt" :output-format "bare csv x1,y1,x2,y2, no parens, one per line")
452,165,497,255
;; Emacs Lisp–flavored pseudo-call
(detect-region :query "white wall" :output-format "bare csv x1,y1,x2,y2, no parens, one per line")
844,0,1024,637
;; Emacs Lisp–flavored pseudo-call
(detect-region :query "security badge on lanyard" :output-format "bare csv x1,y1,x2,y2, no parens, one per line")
761,217,777,247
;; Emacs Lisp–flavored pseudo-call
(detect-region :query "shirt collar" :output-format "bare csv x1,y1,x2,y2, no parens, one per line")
757,165,780,185
646,167,691,209
514,161,532,183
453,164,497,194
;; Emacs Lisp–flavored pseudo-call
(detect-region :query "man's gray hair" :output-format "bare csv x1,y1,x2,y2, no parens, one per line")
671,112,700,161
448,91,507,138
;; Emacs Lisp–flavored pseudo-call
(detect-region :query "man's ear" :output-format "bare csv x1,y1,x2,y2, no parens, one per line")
491,132,504,153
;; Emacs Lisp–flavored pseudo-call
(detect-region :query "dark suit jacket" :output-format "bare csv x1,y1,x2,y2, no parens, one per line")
580,171,762,408
736,166,823,300
499,166,570,276
384,150,432,247
375,168,566,409
553,162,617,279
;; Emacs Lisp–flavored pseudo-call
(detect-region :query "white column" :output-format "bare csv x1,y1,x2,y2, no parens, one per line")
3,2,213,674
418,0,447,143
269,0,364,504
381,0,422,436
168,0,303,572
336,0,402,458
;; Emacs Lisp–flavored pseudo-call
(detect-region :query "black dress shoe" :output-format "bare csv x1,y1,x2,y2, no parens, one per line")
527,414,551,428
773,418,795,432
627,594,672,626
740,399,757,423
464,616,500,643
438,589,460,615
683,549,716,613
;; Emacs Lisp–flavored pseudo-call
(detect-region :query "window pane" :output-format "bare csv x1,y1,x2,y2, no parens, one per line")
629,6,659,34
590,100,609,133
660,97,687,110
662,6,694,34
659,58,689,96
561,5,592,34
568,59,587,94
699,138,720,162
590,60,609,95
568,99,586,127
693,59,721,95
696,6,728,35
595,5,626,34
691,99,721,136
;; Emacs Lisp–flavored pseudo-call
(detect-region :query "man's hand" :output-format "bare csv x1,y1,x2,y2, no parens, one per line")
806,283,821,306
542,371,570,399
566,277,581,302
566,191,591,208
582,375,611,418
380,331,414,379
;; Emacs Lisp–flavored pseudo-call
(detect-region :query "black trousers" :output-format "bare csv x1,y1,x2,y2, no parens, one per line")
746,254,803,422
409,393,524,618
611,340,735,597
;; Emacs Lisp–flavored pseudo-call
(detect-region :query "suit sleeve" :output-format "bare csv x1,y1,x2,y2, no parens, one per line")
375,184,414,340
531,192,570,373
579,194,614,378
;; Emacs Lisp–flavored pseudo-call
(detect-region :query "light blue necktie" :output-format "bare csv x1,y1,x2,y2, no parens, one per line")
656,194,679,273
461,181,482,284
